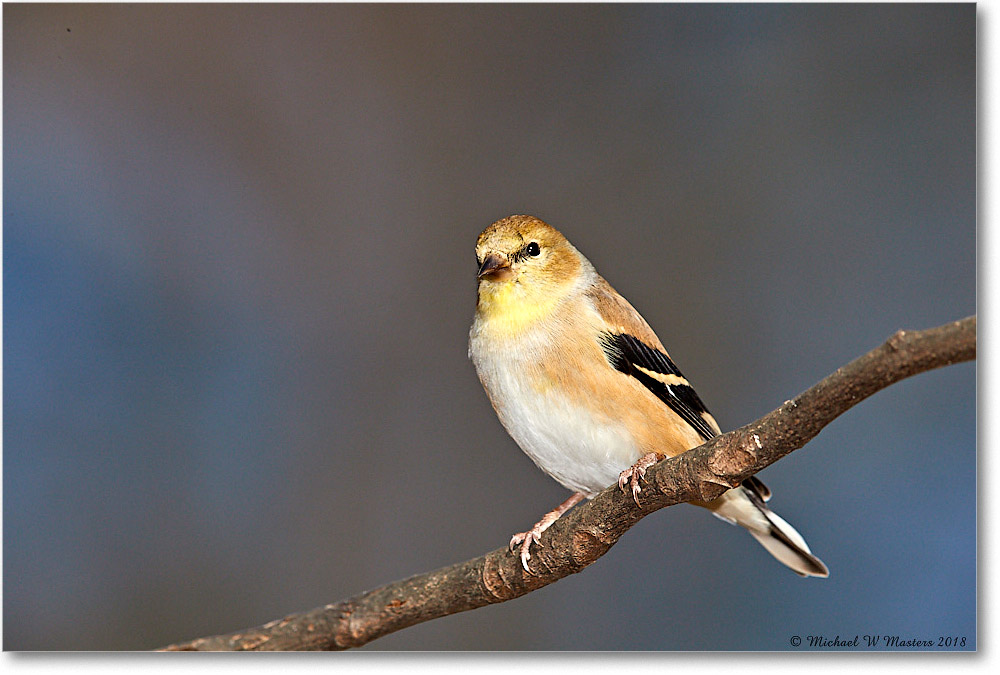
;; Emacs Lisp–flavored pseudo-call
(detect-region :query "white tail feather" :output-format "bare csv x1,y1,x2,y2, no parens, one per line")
707,487,829,578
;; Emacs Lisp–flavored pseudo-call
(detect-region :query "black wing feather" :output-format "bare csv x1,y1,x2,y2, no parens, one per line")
599,332,771,502
599,332,717,441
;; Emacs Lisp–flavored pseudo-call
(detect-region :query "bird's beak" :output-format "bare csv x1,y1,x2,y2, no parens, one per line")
477,253,513,281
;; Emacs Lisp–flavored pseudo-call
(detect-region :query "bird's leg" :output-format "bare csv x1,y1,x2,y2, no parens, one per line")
618,452,661,506
509,492,587,573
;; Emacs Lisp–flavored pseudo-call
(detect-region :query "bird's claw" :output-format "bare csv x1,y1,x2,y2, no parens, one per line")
618,453,660,507
509,529,543,572
507,492,586,574
618,466,645,506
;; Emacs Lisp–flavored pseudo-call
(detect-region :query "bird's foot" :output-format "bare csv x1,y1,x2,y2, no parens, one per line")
509,527,544,573
508,492,586,573
618,452,660,506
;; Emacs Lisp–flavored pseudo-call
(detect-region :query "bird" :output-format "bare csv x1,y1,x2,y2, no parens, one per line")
468,214,828,578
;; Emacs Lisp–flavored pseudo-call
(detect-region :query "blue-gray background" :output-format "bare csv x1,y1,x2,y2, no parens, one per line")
4,4,975,650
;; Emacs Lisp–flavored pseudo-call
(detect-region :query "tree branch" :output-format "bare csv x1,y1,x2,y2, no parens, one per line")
161,315,976,651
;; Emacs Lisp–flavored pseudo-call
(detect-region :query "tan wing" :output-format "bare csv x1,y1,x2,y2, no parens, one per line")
585,277,668,353
586,276,722,441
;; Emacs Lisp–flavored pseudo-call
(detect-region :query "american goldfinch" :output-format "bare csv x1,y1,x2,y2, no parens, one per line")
469,215,828,578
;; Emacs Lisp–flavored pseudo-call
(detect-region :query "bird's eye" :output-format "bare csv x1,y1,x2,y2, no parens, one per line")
526,242,540,257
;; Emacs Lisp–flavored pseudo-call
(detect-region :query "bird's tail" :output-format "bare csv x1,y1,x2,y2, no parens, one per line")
707,482,829,578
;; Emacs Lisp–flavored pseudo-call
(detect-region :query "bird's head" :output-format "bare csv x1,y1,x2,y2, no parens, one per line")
473,215,590,328
475,214,583,284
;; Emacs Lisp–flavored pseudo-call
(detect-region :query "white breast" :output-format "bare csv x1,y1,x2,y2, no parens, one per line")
469,323,642,497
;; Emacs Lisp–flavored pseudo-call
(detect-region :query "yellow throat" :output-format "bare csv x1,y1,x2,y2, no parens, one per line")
476,279,562,337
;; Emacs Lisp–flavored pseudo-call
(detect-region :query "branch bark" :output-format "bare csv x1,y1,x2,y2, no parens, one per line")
161,315,976,651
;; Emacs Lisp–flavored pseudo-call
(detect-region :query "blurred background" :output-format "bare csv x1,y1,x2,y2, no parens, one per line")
4,4,975,651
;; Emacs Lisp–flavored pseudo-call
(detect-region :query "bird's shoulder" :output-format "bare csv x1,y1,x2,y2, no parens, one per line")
583,276,667,353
